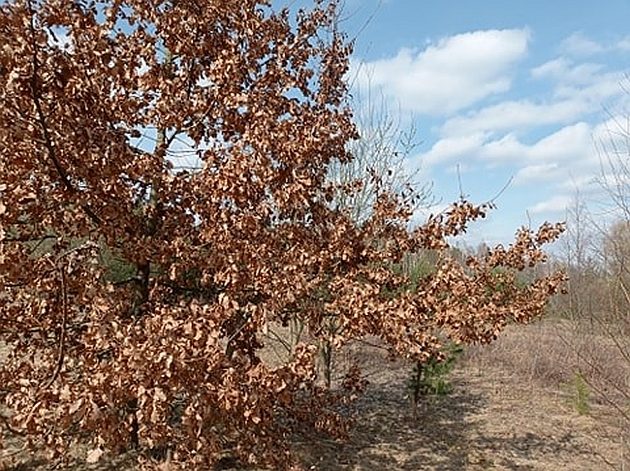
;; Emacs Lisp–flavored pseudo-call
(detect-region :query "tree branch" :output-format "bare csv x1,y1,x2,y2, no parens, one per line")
27,1,101,226
39,266,67,391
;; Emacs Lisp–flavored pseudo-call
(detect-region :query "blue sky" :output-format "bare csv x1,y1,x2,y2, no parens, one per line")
330,0,630,245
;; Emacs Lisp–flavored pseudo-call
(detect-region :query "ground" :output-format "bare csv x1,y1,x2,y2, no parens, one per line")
297,360,623,470
1,327,626,470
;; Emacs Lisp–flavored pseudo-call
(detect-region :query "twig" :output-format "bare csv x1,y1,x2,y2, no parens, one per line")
0,400,42,437
487,176,514,206
0,442,29,460
39,267,67,391
353,337,390,352
0,412,27,436
263,328,293,354
456,164,466,201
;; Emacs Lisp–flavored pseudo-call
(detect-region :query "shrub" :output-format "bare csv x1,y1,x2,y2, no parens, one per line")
571,371,591,415
408,342,463,415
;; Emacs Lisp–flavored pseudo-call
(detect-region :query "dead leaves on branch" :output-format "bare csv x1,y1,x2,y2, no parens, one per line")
0,0,565,468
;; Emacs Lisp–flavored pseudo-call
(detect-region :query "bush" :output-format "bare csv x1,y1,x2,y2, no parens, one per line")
570,371,591,415
408,342,463,414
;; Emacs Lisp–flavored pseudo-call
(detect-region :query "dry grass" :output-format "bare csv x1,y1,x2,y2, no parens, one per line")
464,318,630,405
464,320,576,387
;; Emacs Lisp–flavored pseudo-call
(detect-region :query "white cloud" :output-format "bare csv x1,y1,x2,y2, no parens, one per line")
420,133,487,167
593,116,630,148
560,32,605,56
617,36,630,51
558,32,630,56
440,99,586,137
363,29,629,241
591,117,630,194
422,122,594,168
510,122,593,162
558,174,598,191
531,58,604,84
513,163,560,185
552,72,624,103
529,195,572,214
480,124,597,180
439,57,623,139
476,133,525,162
354,28,530,115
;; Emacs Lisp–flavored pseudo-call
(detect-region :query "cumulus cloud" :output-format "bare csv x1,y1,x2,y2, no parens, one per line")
420,122,595,168
552,71,624,104
421,133,488,167
593,116,630,148
617,36,630,51
513,163,560,185
558,32,630,56
531,58,604,84
421,48,627,185
440,99,586,137
365,29,629,235
528,195,573,214
354,28,530,115
560,32,605,56
481,122,594,164
438,59,623,139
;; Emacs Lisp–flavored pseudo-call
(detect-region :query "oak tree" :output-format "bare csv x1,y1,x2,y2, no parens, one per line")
0,0,565,468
